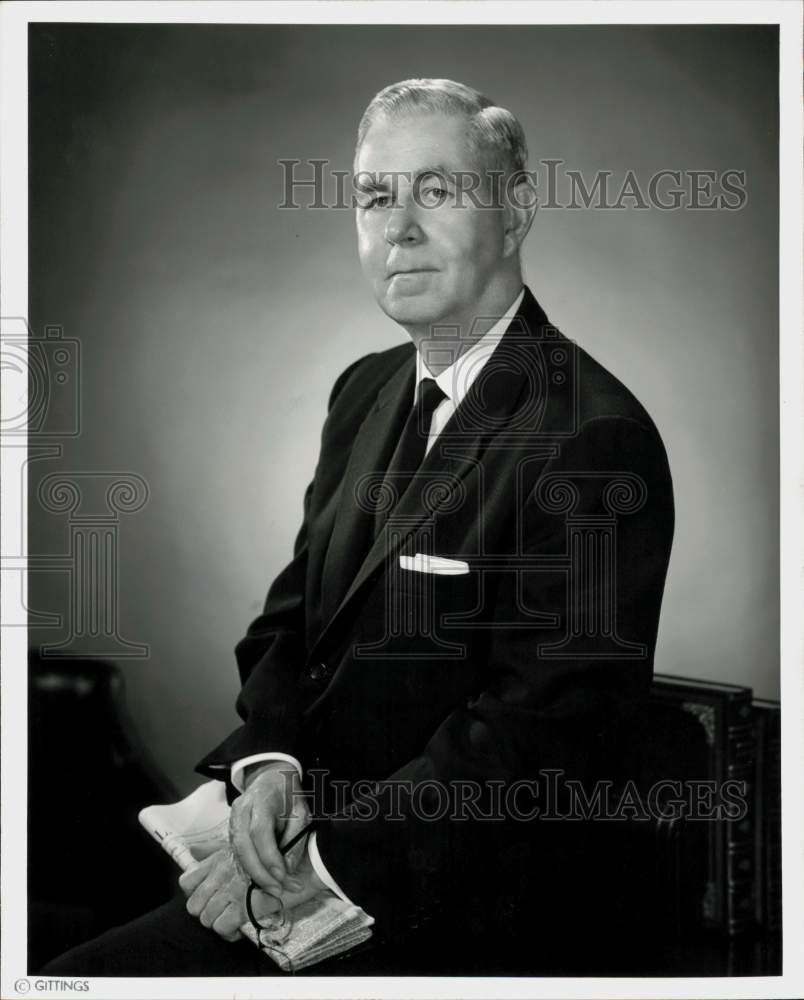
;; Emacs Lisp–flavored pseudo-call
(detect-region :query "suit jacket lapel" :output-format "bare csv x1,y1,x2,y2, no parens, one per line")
320,354,416,624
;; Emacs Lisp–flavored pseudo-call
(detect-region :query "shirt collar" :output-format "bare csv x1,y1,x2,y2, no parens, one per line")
415,288,525,406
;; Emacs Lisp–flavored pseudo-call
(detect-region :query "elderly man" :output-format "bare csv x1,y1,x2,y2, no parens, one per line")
45,78,674,976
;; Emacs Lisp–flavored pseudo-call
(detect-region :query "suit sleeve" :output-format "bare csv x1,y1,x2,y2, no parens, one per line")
313,414,675,930
195,355,373,777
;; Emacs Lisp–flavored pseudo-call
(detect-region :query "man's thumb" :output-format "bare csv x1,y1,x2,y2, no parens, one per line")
280,813,310,874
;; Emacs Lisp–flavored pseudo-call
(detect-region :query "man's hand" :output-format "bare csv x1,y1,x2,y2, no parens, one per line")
229,761,310,894
179,846,279,942
179,840,326,943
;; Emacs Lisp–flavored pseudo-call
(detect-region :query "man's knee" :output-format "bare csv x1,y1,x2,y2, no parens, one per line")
39,897,266,977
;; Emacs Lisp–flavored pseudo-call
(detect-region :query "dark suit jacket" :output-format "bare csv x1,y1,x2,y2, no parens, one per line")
197,287,674,939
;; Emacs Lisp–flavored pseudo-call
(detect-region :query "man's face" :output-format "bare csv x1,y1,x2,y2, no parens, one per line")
354,112,507,334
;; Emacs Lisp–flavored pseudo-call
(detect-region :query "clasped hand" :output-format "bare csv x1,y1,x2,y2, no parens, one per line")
179,762,324,941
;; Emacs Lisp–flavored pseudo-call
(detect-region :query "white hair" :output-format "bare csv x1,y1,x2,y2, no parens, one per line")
355,77,528,180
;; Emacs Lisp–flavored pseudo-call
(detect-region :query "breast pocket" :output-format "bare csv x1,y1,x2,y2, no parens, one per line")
391,558,480,627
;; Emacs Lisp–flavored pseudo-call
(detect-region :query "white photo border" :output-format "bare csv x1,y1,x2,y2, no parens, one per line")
2,3,801,999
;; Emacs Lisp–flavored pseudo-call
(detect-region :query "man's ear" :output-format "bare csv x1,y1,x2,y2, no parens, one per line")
502,177,537,258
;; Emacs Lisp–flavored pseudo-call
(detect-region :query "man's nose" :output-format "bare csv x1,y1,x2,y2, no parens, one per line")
384,201,423,246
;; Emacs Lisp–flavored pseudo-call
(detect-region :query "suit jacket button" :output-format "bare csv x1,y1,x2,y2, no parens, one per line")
309,662,328,681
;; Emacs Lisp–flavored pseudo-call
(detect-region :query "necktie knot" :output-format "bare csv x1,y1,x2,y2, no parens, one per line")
417,377,446,419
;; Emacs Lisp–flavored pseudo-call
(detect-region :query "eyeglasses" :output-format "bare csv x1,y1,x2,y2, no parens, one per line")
246,882,293,950
243,823,315,971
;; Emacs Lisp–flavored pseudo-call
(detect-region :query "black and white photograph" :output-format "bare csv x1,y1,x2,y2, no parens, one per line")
1,2,801,998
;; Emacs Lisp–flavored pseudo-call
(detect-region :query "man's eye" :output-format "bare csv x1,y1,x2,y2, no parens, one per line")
365,194,392,209
420,186,450,206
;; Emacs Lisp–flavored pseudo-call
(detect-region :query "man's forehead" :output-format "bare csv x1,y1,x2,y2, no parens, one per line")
356,112,478,175
357,163,453,190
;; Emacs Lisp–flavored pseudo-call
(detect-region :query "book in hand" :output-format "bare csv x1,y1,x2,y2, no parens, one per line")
138,780,374,972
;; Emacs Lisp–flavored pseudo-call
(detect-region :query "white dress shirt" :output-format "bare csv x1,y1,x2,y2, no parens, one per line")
416,288,525,451
231,287,526,906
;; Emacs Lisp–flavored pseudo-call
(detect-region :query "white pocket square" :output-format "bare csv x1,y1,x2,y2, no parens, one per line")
399,553,469,576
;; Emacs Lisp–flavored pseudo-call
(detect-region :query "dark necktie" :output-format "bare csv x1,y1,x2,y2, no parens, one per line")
375,377,446,535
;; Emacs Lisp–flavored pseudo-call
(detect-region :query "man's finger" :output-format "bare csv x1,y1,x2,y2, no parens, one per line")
212,917,243,942
230,819,284,893
249,806,291,886
209,900,245,940
178,855,215,896
185,859,231,918
230,796,281,889
199,887,238,930
250,889,281,922
279,809,311,875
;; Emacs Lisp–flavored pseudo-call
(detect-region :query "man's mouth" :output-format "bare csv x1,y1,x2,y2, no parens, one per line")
387,268,437,279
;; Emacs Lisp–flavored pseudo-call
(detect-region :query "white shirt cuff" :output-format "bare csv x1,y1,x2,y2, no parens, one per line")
308,830,363,909
229,752,303,793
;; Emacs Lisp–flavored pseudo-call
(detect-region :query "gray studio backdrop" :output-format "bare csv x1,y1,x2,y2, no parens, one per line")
28,24,779,793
